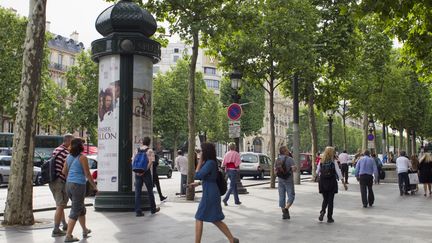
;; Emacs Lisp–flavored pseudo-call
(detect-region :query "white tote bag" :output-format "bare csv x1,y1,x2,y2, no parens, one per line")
408,173,419,184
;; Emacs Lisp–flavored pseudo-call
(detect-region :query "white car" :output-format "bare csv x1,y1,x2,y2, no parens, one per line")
0,155,42,186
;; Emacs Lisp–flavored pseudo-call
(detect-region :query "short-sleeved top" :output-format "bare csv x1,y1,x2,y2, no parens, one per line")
66,154,86,185
52,144,69,181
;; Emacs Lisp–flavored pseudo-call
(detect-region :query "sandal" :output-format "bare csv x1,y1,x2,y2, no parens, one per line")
83,228,92,238
64,235,79,242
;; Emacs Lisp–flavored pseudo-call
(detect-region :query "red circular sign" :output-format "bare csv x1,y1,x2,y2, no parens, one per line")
227,103,242,120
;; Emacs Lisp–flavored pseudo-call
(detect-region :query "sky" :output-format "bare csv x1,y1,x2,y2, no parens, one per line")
1,0,113,49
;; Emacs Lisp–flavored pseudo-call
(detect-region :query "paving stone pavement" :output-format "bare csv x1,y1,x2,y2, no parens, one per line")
1,179,431,243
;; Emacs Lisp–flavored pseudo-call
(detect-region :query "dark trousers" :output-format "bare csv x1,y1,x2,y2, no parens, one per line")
135,171,156,213
359,174,374,206
180,174,187,195
398,172,410,194
341,164,349,183
321,191,335,218
223,170,240,204
153,170,164,200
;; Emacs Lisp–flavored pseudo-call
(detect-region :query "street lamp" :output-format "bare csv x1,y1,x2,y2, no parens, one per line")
230,69,247,194
326,109,335,146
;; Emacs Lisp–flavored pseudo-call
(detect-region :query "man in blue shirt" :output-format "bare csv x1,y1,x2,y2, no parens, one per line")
355,150,378,208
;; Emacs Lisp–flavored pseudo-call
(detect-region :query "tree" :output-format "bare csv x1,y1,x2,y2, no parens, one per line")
0,7,27,131
3,0,47,225
65,51,98,143
208,0,318,188
143,0,230,200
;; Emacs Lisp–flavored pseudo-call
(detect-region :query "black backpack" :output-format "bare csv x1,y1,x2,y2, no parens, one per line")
40,155,58,184
275,156,291,179
216,168,227,196
320,162,336,179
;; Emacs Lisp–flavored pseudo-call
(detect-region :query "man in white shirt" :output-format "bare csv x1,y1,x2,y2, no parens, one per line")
396,151,412,196
338,150,350,184
175,150,188,195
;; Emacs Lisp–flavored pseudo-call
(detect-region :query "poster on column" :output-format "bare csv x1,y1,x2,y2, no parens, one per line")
97,55,120,192
132,55,154,191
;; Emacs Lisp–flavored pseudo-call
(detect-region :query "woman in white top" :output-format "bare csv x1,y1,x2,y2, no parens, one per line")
316,146,347,223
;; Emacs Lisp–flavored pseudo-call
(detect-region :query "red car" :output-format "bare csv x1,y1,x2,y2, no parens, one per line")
300,153,312,174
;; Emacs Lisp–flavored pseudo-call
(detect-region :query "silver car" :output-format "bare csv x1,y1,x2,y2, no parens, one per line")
0,155,42,186
239,152,271,179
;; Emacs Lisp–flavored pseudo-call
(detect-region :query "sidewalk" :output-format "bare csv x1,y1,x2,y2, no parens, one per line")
1,180,431,243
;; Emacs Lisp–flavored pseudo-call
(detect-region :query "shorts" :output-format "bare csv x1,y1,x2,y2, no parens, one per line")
49,178,68,207
66,182,87,220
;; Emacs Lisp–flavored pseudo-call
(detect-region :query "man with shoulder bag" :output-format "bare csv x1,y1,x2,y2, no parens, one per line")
275,146,297,220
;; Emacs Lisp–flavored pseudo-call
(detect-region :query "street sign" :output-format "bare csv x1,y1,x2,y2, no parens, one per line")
368,141,375,149
367,134,374,141
228,120,241,138
227,103,242,121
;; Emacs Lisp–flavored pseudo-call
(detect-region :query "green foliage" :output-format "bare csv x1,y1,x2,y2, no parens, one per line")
0,8,27,119
65,51,98,143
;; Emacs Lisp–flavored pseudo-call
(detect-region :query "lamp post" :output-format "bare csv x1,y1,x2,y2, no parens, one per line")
91,0,161,211
230,69,248,194
326,110,334,146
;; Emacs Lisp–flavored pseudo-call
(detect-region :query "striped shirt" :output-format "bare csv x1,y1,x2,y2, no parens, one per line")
52,144,69,181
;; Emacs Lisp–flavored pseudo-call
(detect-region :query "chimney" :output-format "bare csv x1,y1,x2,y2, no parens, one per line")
70,31,79,42
46,21,51,32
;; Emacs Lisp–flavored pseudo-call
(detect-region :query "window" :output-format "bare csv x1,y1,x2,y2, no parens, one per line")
204,79,219,89
173,55,179,62
204,67,216,75
174,48,179,53
70,57,75,66
58,54,63,65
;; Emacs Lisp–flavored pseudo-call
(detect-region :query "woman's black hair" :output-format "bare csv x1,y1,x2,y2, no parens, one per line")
70,138,84,157
201,143,216,162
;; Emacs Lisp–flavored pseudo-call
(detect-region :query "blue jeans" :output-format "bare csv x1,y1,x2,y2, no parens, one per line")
223,170,240,204
135,171,156,213
278,177,295,208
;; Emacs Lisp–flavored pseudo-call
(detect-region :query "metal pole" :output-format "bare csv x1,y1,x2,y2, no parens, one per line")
234,88,248,194
292,74,300,185
393,134,396,153
328,117,333,147
382,124,386,156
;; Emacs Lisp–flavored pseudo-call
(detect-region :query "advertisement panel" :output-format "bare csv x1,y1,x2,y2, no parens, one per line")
97,55,120,191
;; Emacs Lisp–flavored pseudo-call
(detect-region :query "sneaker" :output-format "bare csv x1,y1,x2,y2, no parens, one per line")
233,237,240,243
136,211,144,217
223,200,228,206
160,196,168,201
327,218,334,223
83,228,91,238
151,207,160,214
282,208,290,220
318,212,325,222
52,229,66,237
64,235,79,242
62,224,68,231
235,202,242,205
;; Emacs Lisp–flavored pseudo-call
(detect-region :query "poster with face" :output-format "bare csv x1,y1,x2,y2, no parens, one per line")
97,55,120,192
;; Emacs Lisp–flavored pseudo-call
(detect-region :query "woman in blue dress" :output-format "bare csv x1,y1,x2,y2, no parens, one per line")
189,143,239,243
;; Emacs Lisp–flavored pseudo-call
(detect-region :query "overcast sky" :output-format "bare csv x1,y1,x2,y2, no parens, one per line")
1,0,113,49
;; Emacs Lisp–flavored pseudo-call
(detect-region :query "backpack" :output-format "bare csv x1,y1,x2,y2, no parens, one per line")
275,156,291,179
216,167,227,196
40,156,58,184
132,148,149,173
320,162,336,179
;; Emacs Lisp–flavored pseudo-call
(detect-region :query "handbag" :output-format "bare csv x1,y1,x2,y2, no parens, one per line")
408,173,419,184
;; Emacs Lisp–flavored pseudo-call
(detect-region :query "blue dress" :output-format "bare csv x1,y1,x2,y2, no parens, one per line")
195,160,225,222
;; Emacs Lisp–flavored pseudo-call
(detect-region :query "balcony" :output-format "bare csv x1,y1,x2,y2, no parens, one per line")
49,62,68,72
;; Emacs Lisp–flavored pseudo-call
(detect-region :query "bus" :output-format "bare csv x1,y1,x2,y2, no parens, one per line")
0,132,63,160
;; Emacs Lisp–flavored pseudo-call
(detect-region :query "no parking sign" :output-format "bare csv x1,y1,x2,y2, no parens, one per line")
227,103,242,121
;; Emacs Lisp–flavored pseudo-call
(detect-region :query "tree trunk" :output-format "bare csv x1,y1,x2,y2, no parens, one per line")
342,115,347,151
307,84,318,179
173,132,178,169
269,82,276,188
406,129,411,156
3,0,46,225
0,106,4,132
398,128,403,156
362,113,368,151
411,131,416,156
186,31,199,201
382,124,386,156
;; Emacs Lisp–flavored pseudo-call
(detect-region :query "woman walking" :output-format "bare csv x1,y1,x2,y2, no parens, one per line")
189,143,239,243
62,138,97,242
418,153,432,197
317,146,347,223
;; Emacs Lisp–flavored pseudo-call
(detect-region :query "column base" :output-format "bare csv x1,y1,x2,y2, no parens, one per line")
237,180,249,194
94,191,150,212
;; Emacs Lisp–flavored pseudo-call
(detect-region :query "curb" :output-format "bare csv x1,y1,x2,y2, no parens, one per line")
0,203,93,217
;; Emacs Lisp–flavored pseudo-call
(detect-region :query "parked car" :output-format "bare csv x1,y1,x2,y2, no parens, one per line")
0,155,42,186
157,157,173,178
87,155,98,180
239,152,271,179
299,153,312,174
